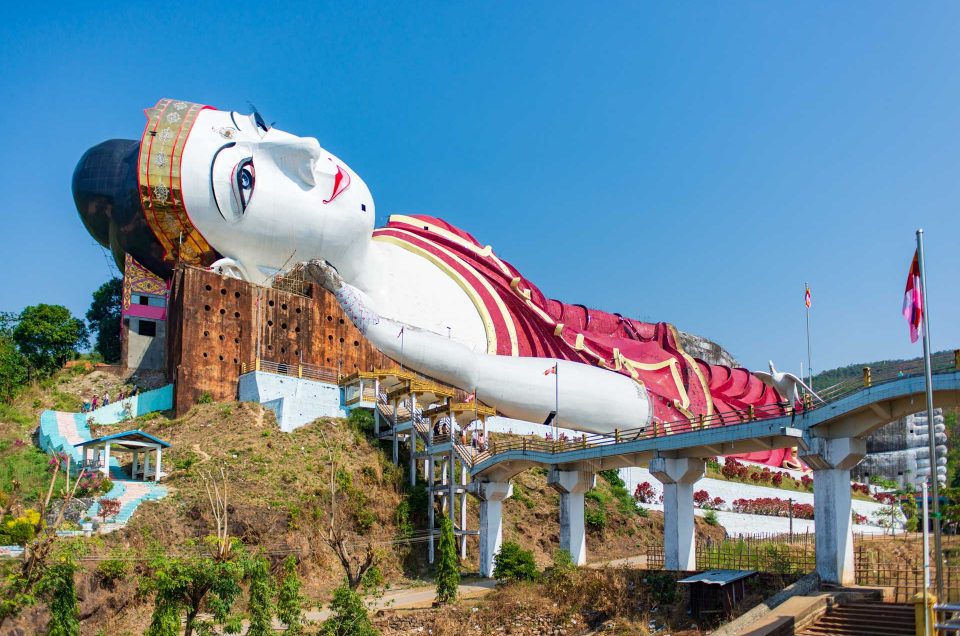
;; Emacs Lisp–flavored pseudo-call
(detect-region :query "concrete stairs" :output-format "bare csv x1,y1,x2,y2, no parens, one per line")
796,601,914,636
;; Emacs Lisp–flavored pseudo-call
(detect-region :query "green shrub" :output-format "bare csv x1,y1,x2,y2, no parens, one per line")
196,392,214,405
493,541,538,582
95,555,130,581
321,583,377,636
585,507,607,531
646,572,678,605
348,408,375,436
703,510,719,526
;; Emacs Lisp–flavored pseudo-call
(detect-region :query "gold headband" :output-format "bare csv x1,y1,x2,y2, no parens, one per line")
138,98,217,267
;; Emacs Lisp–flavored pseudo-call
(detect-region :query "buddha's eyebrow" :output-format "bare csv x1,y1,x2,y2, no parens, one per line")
230,112,243,131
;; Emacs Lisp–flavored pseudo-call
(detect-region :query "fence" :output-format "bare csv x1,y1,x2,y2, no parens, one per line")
241,358,339,383
855,534,960,603
646,532,960,604
646,532,817,574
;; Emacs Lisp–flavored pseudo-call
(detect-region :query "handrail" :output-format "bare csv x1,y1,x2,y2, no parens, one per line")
471,352,960,468
245,357,339,383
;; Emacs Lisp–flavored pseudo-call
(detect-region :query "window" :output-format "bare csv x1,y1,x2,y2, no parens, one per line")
138,320,157,337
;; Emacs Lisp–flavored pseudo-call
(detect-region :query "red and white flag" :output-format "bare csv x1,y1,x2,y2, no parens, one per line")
804,285,811,309
464,391,476,403
902,250,923,343
543,364,557,376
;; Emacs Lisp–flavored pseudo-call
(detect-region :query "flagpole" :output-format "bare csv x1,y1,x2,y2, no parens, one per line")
805,282,813,390
554,363,559,445
922,480,931,636
917,228,943,600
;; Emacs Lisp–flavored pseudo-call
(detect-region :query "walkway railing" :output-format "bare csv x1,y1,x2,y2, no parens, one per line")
248,349,960,469
241,357,339,383
472,348,960,468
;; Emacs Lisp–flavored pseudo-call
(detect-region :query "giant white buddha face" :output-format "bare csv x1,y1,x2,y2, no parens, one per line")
180,107,375,281
72,99,375,282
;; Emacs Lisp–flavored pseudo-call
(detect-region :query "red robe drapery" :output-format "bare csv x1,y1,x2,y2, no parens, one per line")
373,214,796,468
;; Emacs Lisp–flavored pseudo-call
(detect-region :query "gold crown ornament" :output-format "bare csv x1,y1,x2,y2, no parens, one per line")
138,99,217,267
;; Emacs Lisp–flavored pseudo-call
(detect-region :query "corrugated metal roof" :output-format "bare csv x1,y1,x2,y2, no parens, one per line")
677,569,756,585
74,429,171,448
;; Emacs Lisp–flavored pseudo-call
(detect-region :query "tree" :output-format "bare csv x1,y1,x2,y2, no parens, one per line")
12,304,88,376
321,583,378,636
142,466,245,636
493,542,539,582
246,557,274,636
0,331,28,402
36,561,80,636
85,278,123,363
144,555,245,636
96,498,121,525
276,556,305,635
434,517,459,604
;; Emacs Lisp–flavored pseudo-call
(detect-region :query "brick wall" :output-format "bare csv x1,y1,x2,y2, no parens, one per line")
166,265,389,414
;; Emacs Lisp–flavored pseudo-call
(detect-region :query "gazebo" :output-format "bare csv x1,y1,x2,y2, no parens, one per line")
75,430,170,482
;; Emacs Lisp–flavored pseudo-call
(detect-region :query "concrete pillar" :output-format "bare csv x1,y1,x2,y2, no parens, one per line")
548,468,596,566
143,449,151,480
409,395,418,486
391,399,399,465
477,481,513,577
649,457,705,571
155,447,162,482
102,442,111,476
427,452,435,563
132,451,139,479
800,437,866,586
460,463,468,558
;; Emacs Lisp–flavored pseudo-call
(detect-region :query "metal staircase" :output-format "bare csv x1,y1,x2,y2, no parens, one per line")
340,369,496,562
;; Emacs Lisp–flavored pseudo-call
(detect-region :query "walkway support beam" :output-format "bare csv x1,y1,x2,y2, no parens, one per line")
548,468,595,566
800,436,865,586
476,481,513,578
650,457,705,571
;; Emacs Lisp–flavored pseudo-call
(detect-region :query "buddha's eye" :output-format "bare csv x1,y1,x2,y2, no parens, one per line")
232,158,255,211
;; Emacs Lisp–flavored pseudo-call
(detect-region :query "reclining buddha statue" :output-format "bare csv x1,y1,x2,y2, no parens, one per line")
73,99,800,469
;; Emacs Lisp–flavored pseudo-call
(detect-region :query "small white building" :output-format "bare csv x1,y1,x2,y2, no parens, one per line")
75,430,170,482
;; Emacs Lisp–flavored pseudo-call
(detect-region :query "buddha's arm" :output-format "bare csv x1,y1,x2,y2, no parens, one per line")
300,260,652,434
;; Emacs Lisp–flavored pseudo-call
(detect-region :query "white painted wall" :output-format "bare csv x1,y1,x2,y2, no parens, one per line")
238,371,346,432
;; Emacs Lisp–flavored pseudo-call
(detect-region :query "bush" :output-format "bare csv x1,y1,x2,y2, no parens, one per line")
348,409,375,436
585,507,607,531
645,572,677,605
95,557,129,581
633,481,657,504
321,583,377,636
493,541,538,582
1,509,41,545
703,510,720,526
196,392,214,405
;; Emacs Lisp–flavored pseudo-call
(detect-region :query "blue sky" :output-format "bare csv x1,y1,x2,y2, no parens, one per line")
2,2,958,374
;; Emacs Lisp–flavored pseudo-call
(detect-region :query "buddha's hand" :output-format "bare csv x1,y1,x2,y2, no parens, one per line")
298,259,344,293
296,259,380,334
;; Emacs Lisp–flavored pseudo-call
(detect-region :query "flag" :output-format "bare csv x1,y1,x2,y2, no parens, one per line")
464,391,476,403
902,250,923,343
397,325,404,339
543,364,557,376
804,286,811,309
